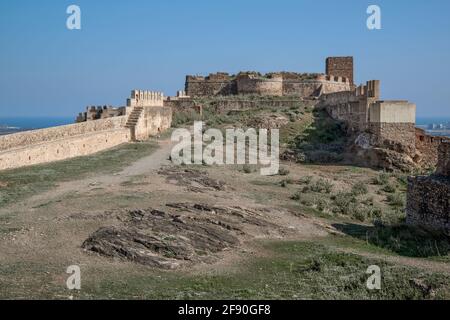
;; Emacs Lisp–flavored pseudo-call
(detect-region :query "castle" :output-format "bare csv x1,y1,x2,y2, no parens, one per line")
185,57,354,98
0,56,447,174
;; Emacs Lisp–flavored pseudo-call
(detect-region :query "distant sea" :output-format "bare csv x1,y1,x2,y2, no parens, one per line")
416,117,450,125
0,117,74,136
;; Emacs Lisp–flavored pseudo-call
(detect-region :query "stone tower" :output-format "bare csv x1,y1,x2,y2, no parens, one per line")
326,56,354,85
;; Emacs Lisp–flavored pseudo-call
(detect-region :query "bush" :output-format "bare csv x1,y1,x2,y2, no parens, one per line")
387,193,405,208
314,198,330,212
372,172,390,185
298,176,313,185
332,192,357,215
351,181,369,196
291,192,301,201
382,183,397,193
352,204,368,222
304,150,343,164
310,178,333,194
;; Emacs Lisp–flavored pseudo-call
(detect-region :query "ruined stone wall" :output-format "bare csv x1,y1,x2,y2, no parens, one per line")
406,175,450,234
165,97,310,113
282,77,351,97
407,143,450,234
326,56,354,85
437,141,450,176
185,73,236,97
415,128,447,169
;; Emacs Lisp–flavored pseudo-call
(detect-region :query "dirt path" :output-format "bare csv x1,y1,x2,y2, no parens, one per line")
1,137,176,213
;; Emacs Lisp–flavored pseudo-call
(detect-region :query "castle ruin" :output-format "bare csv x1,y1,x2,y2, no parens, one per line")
0,56,447,173
407,142,450,234
185,57,354,98
319,78,448,170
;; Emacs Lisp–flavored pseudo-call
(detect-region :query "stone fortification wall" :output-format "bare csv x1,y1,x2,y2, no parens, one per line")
0,116,127,152
236,74,283,96
0,127,130,171
134,107,173,140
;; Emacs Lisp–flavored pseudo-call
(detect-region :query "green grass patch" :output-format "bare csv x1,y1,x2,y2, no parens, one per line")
0,141,158,208
76,241,450,300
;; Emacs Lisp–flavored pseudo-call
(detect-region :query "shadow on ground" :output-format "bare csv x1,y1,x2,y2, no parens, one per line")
333,222,450,258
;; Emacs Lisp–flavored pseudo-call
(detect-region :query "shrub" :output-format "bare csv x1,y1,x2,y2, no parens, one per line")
314,198,330,213
298,176,313,185
351,181,369,196
382,183,397,193
310,178,333,194
387,193,405,208
332,192,357,215
305,150,343,164
372,172,390,185
352,204,367,222
291,192,301,201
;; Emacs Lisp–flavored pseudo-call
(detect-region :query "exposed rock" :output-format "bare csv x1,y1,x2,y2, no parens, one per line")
158,167,226,192
82,204,282,268
83,207,240,268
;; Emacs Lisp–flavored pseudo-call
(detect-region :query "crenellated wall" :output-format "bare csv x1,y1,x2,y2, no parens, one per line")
326,56,354,85
185,57,353,98
185,73,236,97
321,80,380,133
186,72,352,98
127,90,164,108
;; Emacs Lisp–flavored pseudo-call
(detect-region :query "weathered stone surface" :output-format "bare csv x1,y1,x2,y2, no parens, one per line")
326,56,354,85
437,142,450,176
185,58,352,98
406,175,450,234
406,142,450,234
158,167,226,193
82,203,280,268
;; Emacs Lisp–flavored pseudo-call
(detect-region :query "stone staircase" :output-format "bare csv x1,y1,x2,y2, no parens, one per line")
125,106,143,141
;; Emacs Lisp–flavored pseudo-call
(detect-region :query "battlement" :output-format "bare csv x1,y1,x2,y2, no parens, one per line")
127,90,164,107
186,72,233,82
76,105,126,122
185,58,354,98
326,56,354,85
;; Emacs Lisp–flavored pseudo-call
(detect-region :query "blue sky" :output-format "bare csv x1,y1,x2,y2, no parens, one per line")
0,0,449,118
